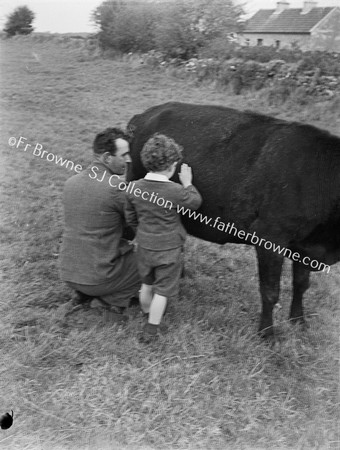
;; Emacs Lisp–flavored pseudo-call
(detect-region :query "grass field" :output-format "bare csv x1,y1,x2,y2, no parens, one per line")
0,36,339,450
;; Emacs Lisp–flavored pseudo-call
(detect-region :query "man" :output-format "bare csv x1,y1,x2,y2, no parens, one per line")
59,128,141,322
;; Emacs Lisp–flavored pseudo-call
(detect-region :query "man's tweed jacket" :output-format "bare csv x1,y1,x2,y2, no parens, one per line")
59,162,133,285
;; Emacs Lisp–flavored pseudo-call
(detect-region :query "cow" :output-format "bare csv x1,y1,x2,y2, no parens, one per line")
127,102,340,338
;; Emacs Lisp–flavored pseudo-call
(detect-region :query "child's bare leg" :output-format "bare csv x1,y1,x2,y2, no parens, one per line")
149,294,167,325
139,284,153,314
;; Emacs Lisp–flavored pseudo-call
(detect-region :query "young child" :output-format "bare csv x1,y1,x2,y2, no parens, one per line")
125,133,202,342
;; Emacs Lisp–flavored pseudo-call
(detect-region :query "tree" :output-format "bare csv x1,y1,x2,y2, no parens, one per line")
92,1,156,53
91,0,244,58
154,2,203,59
154,0,244,59
4,6,35,37
186,0,244,41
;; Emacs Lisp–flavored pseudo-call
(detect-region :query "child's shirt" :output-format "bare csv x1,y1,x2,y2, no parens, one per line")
125,173,202,251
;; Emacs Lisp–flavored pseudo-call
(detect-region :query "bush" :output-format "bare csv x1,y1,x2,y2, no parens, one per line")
3,5,35,37
265,85,295,106
141,50,167,69
235,61,267,92
199,42,340,78
188,0,244,41
297,51,340,76
153,3,203,59
195,58,222,82
289,86,311,106
154,0,243,60
198,38,239,60
92,1,156,53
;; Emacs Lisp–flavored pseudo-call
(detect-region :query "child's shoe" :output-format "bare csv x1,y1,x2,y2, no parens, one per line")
139,322,168,343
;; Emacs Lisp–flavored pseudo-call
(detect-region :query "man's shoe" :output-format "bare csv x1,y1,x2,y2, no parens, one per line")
90,299,128,324
90,298,110,310
72,291,94,306
91,299,126,313
103,310,128,324
129,296,140,308
110,305,126,315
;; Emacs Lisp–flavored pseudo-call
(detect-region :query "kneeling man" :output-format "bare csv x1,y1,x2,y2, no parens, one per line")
59,128,141,321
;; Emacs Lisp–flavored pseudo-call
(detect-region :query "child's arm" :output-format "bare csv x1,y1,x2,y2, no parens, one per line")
179,185,202,210
124,195,139,232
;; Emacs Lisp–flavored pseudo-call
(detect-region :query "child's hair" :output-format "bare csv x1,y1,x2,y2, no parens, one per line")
141,133,183,172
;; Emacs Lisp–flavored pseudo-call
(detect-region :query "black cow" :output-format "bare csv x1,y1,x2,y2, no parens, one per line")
127,102,340,337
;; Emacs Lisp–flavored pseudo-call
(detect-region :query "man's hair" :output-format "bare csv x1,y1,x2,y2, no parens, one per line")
93,127,130,155
141,133,183,172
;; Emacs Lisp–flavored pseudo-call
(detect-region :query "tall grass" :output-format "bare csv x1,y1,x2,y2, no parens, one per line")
1,36,339,450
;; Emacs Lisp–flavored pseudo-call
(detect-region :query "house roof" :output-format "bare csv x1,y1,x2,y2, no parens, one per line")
243,7,334,34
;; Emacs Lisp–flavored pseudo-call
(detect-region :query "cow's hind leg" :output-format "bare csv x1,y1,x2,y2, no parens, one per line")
256,247,284,338
290,261,310,324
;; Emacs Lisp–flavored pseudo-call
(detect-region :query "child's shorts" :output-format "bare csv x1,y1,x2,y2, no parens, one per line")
137,246,183,298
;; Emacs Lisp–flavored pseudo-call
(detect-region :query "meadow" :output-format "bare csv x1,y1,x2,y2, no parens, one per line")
0,36,339,450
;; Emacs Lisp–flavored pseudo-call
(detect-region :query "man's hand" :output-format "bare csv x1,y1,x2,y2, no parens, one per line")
179,163,193,188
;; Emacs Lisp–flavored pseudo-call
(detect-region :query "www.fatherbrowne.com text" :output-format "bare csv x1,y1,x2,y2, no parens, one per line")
100,173,330,274
8,138,330,275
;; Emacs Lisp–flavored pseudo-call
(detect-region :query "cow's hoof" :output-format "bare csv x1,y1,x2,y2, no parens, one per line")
289,316,306,327
289,315,305,324
258,323,274,338
258,326,276,345
289,316,308,331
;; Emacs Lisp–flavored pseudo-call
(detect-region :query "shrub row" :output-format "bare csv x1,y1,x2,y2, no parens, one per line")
199,39,340,74
141,49,340,100
92,0,244,59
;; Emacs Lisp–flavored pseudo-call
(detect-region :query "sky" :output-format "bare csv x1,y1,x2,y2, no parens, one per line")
0,0,339,33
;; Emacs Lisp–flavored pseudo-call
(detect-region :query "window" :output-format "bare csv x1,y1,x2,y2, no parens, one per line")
275,40,281,48
257,39,263,46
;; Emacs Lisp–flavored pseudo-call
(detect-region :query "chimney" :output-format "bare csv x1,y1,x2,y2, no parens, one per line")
301,1,317,14
273,1,290,15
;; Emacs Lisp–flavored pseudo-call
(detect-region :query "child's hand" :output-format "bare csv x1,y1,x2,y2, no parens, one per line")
179,163,193,188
